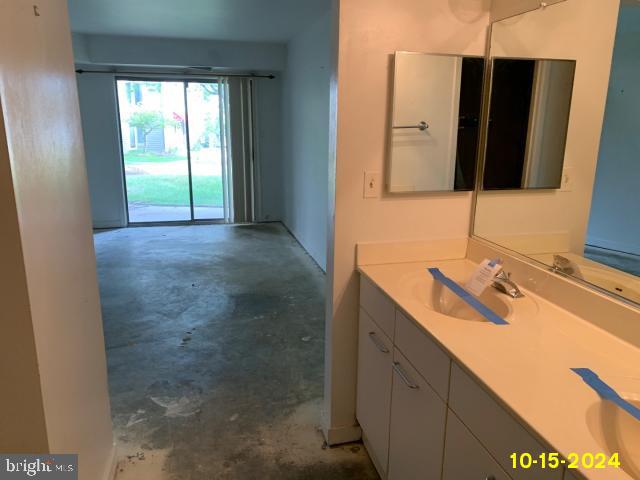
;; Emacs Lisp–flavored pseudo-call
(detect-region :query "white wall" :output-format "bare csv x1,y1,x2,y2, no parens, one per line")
324,0,490,444
0,2,114,478
0,79,49,455
73,33,286,226
490,0,566,22
474,0,619,255
281,12,332,270
587,6,640,256
73,33,286,71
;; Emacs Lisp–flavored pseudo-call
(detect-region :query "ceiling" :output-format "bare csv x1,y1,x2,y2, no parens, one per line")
67,0,330,43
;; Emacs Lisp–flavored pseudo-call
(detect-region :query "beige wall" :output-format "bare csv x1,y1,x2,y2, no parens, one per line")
324,0,490,443
0,99,49,454
490,0,566,22
474,0,620,255
0,2,114,478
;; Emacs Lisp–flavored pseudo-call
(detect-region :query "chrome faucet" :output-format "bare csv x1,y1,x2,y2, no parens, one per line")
492,270,525,298
551,255,584,279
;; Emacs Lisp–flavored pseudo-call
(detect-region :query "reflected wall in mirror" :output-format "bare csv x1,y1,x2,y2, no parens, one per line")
388,52,484,193
473,0,640,305
484,58,575,190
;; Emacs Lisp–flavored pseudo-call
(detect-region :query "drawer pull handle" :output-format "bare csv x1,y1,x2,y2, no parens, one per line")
368,332,389,353
393,361,419,389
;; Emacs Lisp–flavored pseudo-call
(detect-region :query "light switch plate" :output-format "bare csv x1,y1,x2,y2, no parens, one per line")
363,171,381,198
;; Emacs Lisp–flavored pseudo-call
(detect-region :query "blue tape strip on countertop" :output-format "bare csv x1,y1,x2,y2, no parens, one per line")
427,268,509,325
571,368,640,421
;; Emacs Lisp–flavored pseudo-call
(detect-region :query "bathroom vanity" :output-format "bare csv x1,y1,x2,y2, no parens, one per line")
359,1,640,477
356,241,640,480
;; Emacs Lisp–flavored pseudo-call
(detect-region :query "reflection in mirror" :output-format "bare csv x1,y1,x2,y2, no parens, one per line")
388,52,484,193
583,3,640,301
473,0,640,306
484,58,575,190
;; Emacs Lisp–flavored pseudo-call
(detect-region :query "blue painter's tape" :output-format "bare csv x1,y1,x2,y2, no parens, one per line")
571,368,640,421
427,268,509,325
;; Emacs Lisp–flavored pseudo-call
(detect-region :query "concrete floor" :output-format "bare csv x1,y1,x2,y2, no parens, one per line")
94,223,378,480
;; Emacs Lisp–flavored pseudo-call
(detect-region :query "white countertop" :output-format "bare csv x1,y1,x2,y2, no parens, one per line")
359,258,640,480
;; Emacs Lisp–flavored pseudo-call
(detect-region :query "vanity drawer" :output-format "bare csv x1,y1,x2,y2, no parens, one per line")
394,309,451,400
449,363,563,480
360,275,395,340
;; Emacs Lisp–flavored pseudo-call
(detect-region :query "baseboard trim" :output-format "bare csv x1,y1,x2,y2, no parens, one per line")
279,221,326,273
320,411,362,446
323,424,362,446
102,443,118,480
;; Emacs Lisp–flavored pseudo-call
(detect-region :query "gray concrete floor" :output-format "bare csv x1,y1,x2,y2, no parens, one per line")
94,223,378,480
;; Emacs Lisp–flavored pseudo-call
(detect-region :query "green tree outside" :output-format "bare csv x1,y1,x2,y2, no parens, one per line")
128,109,179,152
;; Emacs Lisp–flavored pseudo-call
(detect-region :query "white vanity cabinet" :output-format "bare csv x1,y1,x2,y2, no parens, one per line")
357,307,393,475
387,349,447,480
442,410,511,480
449,364,563,480
357,274,570,480
564,471,586,480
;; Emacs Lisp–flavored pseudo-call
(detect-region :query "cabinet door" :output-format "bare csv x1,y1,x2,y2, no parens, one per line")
388,349,447,480
449,364,563,480
357,307,393,477
443,411,512,480
563,470,585,480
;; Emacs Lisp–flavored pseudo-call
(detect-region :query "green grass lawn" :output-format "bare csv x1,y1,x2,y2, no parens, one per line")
126,174,223,207
124,151,187,164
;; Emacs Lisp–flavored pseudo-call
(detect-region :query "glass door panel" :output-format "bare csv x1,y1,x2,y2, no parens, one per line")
117,80,191,222
186,81,225,220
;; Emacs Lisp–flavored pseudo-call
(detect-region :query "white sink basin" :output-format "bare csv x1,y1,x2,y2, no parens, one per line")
431,281,510,322
398,266,538,323
585,377,640,479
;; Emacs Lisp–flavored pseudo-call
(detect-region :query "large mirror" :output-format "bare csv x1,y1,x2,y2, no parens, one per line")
474,0,640,305
387,52,484,193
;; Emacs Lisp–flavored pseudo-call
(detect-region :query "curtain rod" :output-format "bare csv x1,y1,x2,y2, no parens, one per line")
75,69,275,79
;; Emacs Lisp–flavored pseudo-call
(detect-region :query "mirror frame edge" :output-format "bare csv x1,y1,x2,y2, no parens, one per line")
468,9,640,310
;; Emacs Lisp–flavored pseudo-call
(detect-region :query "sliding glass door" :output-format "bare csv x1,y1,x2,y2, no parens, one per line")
186,82,226,220
116,78,230,223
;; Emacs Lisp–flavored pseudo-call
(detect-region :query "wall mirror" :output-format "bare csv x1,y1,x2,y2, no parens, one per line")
387,52,484,193
473,0,640,306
